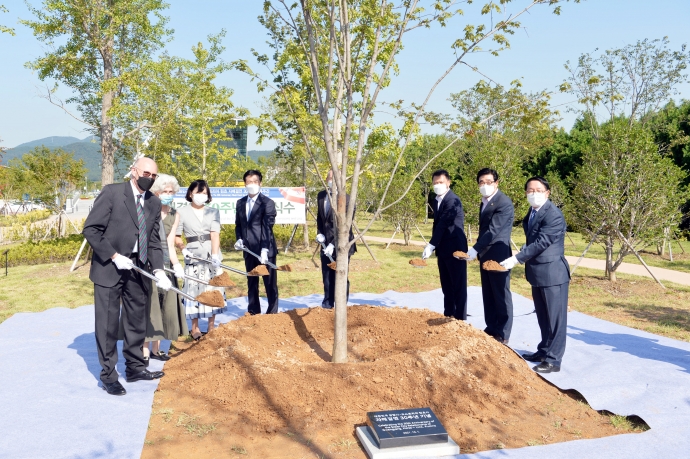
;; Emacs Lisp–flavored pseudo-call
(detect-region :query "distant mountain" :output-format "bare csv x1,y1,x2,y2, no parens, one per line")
3,136,102,181
247,150,274,162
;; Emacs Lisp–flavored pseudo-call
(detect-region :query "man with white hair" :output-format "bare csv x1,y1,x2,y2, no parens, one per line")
83,157,172,396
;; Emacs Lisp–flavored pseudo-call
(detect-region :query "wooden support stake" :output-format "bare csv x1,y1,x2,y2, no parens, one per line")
616,230,665,289
385,226,399,249
284,224,299,254
70,238,88,272
565,231,576,247
571,227,602,276
414,223,428,244
352,221,377,262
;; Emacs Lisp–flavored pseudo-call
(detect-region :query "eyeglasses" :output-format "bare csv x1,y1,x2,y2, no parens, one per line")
134,167,158,180
478,180,495,186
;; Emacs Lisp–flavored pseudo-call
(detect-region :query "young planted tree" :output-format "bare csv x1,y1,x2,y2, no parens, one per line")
239,0,579,363
22,0,171,185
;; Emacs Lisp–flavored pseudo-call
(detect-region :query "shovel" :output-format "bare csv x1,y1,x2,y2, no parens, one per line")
163,267,210,285
129,264,221,308
241,247,293,272
186,254,250,277
318,242,337,270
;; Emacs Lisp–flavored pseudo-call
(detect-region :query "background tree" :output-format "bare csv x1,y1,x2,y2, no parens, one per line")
240,0,579,363
22,0,171,185
1,4,15,35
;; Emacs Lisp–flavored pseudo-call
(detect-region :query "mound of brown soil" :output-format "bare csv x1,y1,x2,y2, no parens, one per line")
482,260,507,272
409,258,427,267
327,261,337,270
248,265,270,276
279,264,293,272
209,271,235,287
194,290,225,308
144,307,625,458
453,250,469,259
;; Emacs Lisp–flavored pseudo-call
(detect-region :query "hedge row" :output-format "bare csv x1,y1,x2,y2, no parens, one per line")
2,234,85,268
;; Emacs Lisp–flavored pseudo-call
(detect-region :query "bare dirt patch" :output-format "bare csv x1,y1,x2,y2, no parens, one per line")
143,306,630,458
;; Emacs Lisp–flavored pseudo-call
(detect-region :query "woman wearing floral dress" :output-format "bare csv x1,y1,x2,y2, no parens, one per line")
176,179,226,340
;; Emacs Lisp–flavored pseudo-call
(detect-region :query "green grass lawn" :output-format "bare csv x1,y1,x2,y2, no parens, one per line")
2,240,690,343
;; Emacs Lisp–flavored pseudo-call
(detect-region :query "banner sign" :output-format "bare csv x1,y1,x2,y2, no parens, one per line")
172,187,306,225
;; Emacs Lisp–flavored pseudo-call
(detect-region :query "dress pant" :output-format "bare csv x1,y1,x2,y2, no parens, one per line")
532,282,569,366
437,255,467,320
93,256,150,383
244,254,279,314
320,252,350,308
479,266,514,341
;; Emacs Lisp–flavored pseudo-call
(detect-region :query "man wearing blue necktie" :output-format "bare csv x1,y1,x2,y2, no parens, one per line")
500,176,571,373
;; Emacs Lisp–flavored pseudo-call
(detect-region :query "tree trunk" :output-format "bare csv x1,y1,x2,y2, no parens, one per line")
331,198,349,363
303,222,310,248
403,227,411,245
606,239,616,282
100,44,115,186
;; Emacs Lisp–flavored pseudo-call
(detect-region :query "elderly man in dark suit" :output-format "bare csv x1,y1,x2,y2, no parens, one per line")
422,169,468,320
234,169,279,315
316,170,356,309
83,157,172,396
466,168,515,344
501,176,571,373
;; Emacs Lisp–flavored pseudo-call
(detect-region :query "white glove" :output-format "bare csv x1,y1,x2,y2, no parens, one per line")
467,247,478,261
112,254,133,270
323,243,334,257
260,248,269,264
234,239,244,250
181,248,193,263
316,233,326,244
500,256,519,270
172,263,185,279
422,243,435,260
154,270,172,290
211,253,221,268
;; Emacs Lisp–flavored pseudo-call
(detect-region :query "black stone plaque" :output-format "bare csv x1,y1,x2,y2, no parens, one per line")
366,407,448,449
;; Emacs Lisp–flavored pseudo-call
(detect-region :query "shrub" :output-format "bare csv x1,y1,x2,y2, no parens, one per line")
3,234,86,267
0,209,52,227
219,224,316,251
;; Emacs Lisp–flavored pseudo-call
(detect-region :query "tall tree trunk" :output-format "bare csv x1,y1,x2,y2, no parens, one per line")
606,239,616,282
302,158,309,248
332,198,349,363
100,44,115,186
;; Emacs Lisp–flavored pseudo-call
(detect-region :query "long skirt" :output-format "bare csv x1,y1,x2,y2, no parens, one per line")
146,273,189,341
183,262,227,319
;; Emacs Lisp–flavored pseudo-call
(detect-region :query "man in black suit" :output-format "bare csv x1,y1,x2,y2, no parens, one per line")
466,168,515,344
501,176,571,373
422,169,468,320
234,170,279,314
316,170,357,309
83,157,172,396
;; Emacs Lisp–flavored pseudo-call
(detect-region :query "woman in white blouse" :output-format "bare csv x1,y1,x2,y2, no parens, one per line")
175,179,226,340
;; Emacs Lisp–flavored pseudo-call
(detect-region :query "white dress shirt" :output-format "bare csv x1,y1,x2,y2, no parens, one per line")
246,195,257,221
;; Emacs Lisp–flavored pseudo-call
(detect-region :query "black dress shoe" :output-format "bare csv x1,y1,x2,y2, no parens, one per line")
522,352,546,363
150,351,170,362
125,369,165,383
493,336,509,345
144,356,150,367
101,380,127,396
533,362,560,373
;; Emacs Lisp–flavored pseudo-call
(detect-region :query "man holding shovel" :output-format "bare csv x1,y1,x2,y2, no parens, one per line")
234,170,279,315
316,170,357,309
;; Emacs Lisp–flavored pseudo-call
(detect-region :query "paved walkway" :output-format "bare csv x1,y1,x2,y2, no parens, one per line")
361,235,690,286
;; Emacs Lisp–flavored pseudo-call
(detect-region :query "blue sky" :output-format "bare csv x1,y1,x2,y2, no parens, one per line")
1,0,689,150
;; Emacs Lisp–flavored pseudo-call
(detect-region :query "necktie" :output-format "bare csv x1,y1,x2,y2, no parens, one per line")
247,198,254,221
528,208,537,227
136,194,148,264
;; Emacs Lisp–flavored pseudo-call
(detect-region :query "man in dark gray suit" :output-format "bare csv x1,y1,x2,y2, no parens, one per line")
422,169,468,320
234,170,279,314
83,157,171,396
501,176,571,373
466,168,515,344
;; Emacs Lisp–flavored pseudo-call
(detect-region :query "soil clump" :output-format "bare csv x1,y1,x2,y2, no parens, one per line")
144,306,627,458
482,260,507,272
209,271,235,287
409,258,427,267
453,251,469,259
195,290,225,308
248,265,270,276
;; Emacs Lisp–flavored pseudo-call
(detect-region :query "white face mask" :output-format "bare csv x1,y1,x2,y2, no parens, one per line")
192,193,207,206
246,183,260,195
527,192,548,208
433,183,448,196
479,184,495,198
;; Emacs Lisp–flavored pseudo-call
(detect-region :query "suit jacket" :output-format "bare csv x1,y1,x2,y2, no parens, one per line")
316,189,357,257
515,200,571,287
83,182,163,288
235,191,278,257
429,189,468,258
474,190,515,262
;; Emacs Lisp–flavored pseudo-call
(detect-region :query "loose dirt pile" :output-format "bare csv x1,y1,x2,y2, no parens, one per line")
209,271,235,287
409,258,427,267
144,307,626,458
482,260,507,272
248,265,270,276
279,264,293,272
195,290,225,308
453,251,469,259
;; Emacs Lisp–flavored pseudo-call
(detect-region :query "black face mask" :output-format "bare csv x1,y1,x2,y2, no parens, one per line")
136,176,155,192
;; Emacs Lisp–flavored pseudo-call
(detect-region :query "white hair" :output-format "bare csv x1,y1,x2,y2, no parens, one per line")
150,173,180,195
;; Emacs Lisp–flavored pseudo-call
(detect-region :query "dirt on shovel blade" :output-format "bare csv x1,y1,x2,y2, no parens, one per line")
248,265,270,276
195,290,226,308
327,261,337,270
209,271,236,287
482,260,507,272
453,250,469,259
409,258,427,267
